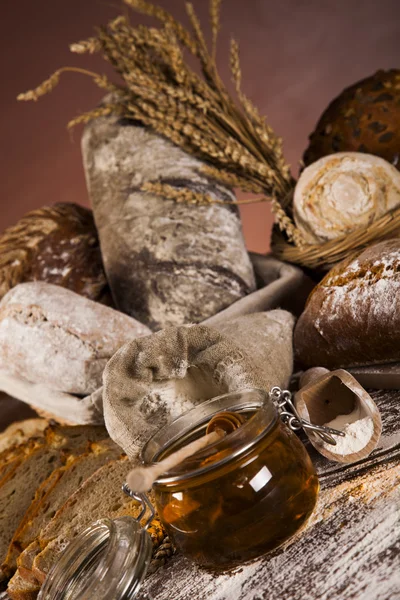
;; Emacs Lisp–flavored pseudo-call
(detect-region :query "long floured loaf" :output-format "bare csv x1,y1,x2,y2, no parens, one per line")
82,112,256,330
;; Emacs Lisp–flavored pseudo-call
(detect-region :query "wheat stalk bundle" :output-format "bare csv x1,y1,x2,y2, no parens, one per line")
18,0,400,268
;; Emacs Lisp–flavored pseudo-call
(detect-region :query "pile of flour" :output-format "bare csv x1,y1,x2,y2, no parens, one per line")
323,405,374,455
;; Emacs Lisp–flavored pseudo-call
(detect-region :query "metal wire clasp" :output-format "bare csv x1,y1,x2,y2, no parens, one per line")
269,386,345,446
122,483,155,530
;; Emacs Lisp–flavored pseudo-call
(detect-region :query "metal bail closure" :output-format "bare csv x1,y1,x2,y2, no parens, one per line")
269,386,345,445
38,491,154,600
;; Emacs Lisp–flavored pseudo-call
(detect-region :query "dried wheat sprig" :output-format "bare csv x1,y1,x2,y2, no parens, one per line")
210,0,222,61
141,182,215,205
271,198,305,247
17,67,116,101
123,0,198,55
67,104,124,129
142,181,268,206
70,37,101,54
200,165,264,194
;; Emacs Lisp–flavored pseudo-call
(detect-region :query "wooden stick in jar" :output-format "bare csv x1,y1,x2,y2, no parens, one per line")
127,429,224,493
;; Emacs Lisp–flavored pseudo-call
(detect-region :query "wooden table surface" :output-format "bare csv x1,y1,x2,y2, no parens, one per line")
139,390,400,600
1,390,399,600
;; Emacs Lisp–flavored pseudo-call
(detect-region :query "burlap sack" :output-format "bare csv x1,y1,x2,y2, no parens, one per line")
102,310,294,458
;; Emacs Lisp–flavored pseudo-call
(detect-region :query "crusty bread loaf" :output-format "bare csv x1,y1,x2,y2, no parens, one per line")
0,282,151,395
15,541,40,585
0,420,47,454
0,203,109,304
0,425,108,573
2,438,123,578
294,239,400,368
82,112,256,330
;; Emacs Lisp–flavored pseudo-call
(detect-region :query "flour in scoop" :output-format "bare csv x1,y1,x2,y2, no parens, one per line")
323,414,374,455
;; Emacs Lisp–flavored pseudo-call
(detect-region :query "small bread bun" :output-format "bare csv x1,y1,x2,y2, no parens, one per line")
293,152,400,244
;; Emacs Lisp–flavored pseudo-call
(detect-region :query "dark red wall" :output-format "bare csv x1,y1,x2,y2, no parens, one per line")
2,0,399,252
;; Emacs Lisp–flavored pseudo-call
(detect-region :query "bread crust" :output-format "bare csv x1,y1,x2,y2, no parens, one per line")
294,239,400,368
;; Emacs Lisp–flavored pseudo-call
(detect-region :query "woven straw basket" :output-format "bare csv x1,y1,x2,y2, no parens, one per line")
270,202,400,271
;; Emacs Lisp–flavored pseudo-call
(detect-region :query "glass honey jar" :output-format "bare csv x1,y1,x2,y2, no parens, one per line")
39,388,319,599
142,388,319,568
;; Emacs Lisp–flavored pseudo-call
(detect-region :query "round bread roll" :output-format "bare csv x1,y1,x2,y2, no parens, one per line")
303,69,400,170
294,239,400,368
0,203,109,303
293,152,400,244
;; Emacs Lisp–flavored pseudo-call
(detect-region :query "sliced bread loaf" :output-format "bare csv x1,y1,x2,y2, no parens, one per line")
0,420,47,454
32,456,142,584
2,439,123,577
15,542,40,585
0,425,109,573
7,571,39,600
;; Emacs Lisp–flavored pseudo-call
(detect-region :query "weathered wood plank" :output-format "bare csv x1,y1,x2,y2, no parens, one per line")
1,390,399,600
139,389,400,600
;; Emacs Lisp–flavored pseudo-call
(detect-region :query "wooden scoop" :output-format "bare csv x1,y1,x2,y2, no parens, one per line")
295,368,382,464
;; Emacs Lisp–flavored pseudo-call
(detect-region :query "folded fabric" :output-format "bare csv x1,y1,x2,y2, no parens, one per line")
205,253,314,326
102,310,295,458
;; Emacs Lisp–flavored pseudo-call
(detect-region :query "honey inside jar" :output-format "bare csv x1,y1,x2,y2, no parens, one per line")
142,389,319,569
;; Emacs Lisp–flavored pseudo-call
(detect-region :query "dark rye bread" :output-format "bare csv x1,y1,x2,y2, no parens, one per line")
0,440,43,487
0,203,109,304
0,425,107,577
2,438,123,578
303,69,400,171
31,456,143,584
82,111,256,330
294,239,400,368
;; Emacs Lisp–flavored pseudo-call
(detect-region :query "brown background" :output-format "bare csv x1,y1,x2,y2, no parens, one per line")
2,0,399,253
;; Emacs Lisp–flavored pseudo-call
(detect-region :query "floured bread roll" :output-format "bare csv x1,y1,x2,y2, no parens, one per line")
293,152,400,244
0,282,151,395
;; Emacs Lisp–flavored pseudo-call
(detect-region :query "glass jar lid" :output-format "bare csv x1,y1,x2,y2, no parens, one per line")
38,511,153,600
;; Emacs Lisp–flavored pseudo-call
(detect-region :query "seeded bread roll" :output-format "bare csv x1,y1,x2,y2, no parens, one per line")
294,239,400,368
303,69,400,170
82,113,256,330
0,204,110,303
0,282,151,395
